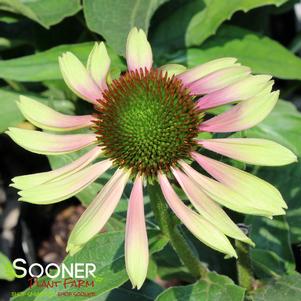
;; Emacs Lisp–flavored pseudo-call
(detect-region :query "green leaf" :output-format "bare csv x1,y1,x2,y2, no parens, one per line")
0,252,15,281
150,0,204,57
0,0,81,28
245,215,295,278
155,272,245,301
83,0,168,55
0,42,125,82
30,231,168,301
0,89,23,132
253,161,301,245
249,274,301,301
92,280,163,301
0,88,75,133
185,0,288,46
186,25,301,80
243,100,301,156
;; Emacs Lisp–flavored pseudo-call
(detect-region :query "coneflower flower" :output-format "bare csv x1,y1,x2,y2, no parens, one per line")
7,27,296,289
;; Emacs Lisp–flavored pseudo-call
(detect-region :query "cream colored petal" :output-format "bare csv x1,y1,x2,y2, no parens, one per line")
125,175,148,289
159,173,237,258
11,147,102,190
67,169,129,255
199,138,297,166
172,168,253,245
59,52,102,103
19,160,112,204
6,128,96,155
87,42,110,91
126,27,153,71
17,95,93,131
180,161,282,216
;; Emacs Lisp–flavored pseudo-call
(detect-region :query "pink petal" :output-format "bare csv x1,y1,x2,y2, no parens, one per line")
11,146,103,190
6,128,97,155
158,172,237,257
191,152,286,213
18,95,93,131
198,138,297,166
59,52,102,104
180,161,280,216
177,57,237,86
125,175,148,289
19,159,112,204
199,87,278,132
196,75,272,110
172,168,253,245
188,66,250,95
67,169,129,255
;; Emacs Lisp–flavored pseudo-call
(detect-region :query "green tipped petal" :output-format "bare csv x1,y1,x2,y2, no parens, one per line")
87,42,110,90
172,168,254,246
181,161,283,216
177,57,238,85
19,160,112,204
17,95,93,131
11,147,102,190
126,27,153,71
159,64,187,78
67,169,129,255
200,138,297,166
159,173,237,258
6,127,96,155
192,153,287,212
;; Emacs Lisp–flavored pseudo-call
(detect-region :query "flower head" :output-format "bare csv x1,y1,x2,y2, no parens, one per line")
7,27,297,289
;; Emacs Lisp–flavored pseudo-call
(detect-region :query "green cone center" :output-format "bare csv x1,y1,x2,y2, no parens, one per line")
94,69,200,181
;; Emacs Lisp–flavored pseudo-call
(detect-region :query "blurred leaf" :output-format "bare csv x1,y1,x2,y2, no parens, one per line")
93,280,163,301
186,25,301,80
0,89,23,132
251,249,290,278
150,0,204,57
155,272,245,301
0,88,75,133
0,37,25,50
253,161,301,245
248,274,301,301
243,100,301,156
0,0,81,28
0,252,15,281
30,231,168,301
83,0,168,55
0,42,125,82
245,215,295,278
185,0,288,46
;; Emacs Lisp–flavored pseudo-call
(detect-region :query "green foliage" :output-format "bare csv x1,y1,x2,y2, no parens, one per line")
155,272,245,301
186,26,301,80
0,252,15,281
244,100,301,156
0,0,81,28
0,43,124,82
185,0,287,46
248,274,301,301
83,0,168,55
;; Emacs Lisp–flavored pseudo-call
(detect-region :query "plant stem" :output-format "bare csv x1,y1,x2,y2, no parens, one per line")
148,182,208,279
236,240,253,290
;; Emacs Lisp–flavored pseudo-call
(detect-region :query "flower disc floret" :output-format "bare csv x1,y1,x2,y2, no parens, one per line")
94,68,201,180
